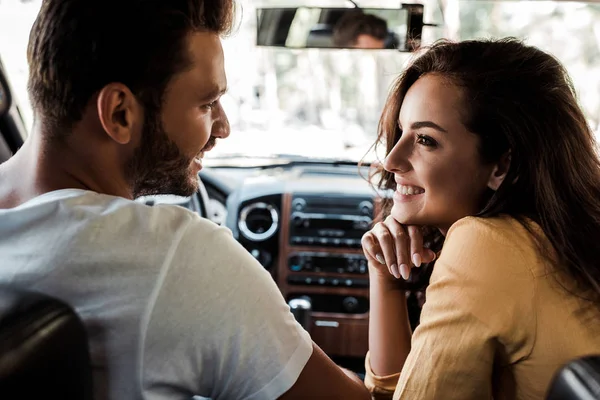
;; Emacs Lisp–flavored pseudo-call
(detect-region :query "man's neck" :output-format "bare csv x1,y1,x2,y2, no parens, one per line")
0,128,133,209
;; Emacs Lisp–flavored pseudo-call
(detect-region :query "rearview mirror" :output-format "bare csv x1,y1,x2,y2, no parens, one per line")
256,4,428,51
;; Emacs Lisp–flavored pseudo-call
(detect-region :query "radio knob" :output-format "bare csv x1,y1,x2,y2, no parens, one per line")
292,214,304,227
343,296,359,313
292,198,307,211
359,201,374,216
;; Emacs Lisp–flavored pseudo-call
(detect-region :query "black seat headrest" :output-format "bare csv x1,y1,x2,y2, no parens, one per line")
546,355,600,400
0,287,93,399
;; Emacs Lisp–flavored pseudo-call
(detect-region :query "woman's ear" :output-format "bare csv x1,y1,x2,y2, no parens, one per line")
487,151,511,191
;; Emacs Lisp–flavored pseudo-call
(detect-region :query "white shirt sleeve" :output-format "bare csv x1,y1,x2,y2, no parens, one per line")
140,215,313,400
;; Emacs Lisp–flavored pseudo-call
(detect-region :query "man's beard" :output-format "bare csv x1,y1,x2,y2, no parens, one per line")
126,108,199,198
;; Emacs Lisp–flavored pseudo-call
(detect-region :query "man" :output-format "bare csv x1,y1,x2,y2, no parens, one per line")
332,11,388,49
0,1,370,399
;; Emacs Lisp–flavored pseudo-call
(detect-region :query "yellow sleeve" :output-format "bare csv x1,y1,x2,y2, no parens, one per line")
364,351,400,400
394,217,537,400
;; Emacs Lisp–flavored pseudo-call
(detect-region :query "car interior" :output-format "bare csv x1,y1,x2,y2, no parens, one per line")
1,0,600,398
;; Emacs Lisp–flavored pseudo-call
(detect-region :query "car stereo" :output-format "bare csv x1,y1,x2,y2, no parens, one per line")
288,194,373,248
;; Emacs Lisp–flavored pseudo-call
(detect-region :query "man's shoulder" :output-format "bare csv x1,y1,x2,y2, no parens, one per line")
22,190,228,250
72,190,221,236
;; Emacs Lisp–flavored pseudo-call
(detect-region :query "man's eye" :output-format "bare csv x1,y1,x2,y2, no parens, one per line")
202,100,218,110
416,134,437,147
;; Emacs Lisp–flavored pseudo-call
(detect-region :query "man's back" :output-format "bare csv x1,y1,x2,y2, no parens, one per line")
0,189,313,399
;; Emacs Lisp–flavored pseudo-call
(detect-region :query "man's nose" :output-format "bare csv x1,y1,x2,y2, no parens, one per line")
213,119,230,139
213,106,231,139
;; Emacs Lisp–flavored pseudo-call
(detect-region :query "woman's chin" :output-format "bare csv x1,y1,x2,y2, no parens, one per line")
390,205,422,226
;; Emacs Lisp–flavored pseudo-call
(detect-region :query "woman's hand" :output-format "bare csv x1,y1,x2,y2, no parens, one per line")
361,216,436,282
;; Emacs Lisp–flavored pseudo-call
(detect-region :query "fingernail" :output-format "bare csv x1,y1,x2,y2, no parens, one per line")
376,254,385,265
390,264,400,279
429,249,437,261
400,264,410,280
412,253,422,268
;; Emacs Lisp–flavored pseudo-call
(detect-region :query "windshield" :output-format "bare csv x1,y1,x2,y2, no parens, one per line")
1,0,599,164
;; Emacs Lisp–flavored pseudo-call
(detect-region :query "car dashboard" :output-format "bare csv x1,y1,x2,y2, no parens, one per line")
220,163,378,359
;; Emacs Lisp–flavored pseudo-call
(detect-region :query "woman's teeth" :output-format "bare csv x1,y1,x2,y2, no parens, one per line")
397,185,425,195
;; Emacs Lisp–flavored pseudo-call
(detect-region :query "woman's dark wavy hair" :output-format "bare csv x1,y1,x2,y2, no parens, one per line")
371,38,600,303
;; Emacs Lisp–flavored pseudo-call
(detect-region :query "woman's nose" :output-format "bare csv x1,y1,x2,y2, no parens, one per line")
383,139,412,173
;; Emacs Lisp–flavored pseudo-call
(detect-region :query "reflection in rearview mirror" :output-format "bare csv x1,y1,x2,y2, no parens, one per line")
256,5,429,52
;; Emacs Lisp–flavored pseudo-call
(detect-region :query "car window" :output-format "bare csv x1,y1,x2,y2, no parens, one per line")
0,0,598,162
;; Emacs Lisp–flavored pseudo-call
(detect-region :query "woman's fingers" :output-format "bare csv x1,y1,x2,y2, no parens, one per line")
372,222,401,279
362,220,437,281
383,216,411,279
361,222,400,279
406,226,424,268
423,248,437,264
361,231,380,263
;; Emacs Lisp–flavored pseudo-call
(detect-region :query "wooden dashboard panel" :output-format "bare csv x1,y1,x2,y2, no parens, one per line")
276,193,381,357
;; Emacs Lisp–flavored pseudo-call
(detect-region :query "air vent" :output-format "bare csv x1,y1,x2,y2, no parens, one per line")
238,202,279,241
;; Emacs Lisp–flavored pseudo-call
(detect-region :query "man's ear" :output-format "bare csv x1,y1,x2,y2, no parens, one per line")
487,151,511,191
96,83,140,145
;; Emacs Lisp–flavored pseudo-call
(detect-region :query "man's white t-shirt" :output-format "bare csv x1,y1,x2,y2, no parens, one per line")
0,189,313,400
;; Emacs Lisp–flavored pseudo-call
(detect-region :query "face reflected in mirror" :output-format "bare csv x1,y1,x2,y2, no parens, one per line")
333,11,388,49
353,33,386,49
256,6,419,51
383,74,497,234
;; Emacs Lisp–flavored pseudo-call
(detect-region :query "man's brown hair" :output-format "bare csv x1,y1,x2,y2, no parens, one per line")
332,10,387,47
27,0,235,136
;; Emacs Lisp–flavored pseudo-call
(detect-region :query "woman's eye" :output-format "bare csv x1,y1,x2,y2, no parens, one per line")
416,134,437,147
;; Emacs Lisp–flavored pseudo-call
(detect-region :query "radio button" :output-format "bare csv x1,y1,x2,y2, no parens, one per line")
345,279,353,287
318,278,327,285
331,279,340,286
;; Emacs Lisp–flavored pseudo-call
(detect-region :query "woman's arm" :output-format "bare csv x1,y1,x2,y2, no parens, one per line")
362,218,436,380
368,274,412,375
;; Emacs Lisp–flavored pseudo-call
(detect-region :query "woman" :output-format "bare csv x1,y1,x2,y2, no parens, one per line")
361,38,600,399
